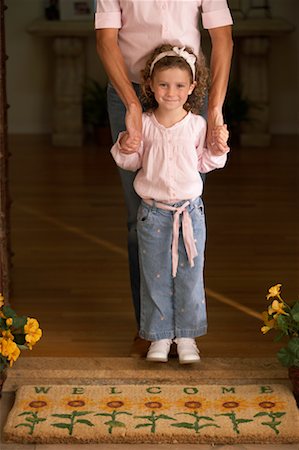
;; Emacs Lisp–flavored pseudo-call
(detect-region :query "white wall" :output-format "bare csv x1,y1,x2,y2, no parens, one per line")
4,0,299,135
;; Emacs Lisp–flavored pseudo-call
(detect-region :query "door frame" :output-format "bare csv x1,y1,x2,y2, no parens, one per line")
0,0,11,301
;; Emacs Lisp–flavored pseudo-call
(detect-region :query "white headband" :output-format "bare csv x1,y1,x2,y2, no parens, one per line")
149,46,196,81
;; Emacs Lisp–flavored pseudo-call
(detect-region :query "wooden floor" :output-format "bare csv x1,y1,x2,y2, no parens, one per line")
7,133,298,358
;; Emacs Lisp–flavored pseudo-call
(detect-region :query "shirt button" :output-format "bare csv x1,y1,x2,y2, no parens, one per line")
161,3,166,9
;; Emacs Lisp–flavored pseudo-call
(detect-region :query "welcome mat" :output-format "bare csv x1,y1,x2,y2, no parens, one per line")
4,384,299,444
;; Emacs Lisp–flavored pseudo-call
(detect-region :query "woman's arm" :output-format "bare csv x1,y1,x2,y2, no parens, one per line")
96,29,142,151
207,25,233,154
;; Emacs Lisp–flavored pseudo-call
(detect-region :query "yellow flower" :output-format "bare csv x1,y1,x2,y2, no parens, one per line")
266,284,282,300
175,396,211,411
1,329,14,340
0,293,4,308
0,338,21,366
62,395,95,411
214,396,250,412
253,395,286,412
137,396,171,412
20,395,52,411
261,311,276,334
6,318,13,327
268,300,288,318
24,318,42,349
24,318,40,333
98,396,132,412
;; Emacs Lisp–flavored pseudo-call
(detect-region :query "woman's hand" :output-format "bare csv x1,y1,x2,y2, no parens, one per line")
209,124,230,155
120,102,142,154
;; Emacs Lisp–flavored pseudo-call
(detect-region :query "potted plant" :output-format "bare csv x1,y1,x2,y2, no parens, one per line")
261,284,299,406
82,78,112,146
0,293,42,396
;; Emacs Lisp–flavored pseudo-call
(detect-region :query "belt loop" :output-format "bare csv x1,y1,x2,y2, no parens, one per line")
152,199,157,213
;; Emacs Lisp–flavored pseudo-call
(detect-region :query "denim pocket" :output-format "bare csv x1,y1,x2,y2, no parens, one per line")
137,205,152,224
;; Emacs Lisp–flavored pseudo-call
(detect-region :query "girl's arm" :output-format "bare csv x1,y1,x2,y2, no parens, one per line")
197,123,229,173
111,132,143,171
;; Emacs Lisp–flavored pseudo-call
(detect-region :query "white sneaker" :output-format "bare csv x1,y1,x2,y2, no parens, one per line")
146,339,172,362
174,338,200,364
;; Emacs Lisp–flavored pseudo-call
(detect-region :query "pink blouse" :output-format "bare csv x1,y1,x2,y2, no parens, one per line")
95,1,233,83
111,112,227,203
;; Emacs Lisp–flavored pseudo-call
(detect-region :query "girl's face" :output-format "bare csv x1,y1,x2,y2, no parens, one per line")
150,67,196,112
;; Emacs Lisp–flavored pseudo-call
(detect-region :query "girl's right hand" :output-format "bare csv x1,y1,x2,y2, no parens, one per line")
121,102,142,154
119,131,140,154
210,124,230,155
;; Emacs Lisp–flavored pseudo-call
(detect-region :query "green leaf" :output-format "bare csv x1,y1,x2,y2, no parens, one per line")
2,306,17,318
254,412,269,417
15,423,32,429
274,331,287,342
51,414,72,419
236,419,253,424
135,423,152,428
18,412,35,416
12,316,27,329
288,338,299,357
110,421,126,428
76,419,95,427
273,412,286,418
290,302,299,322
277,315,289,333
171,422,194,429
277,348,296,368
134,415,153,420
51,423,70,429
73,411,94,416
25,417,36,423
156,414,176,421
13,335,26,346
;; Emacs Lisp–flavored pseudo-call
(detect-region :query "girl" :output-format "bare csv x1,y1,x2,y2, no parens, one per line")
111,44,229,364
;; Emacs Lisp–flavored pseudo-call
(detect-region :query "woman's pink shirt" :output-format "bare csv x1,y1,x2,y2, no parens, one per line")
95,0,233,83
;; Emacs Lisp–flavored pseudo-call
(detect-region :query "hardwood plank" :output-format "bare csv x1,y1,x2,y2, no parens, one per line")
8,134,299,358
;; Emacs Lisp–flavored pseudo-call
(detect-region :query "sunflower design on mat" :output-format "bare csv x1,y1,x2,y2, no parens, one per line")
95,396,132,435
134,397,176,433
175,396,211,412
252,395,286,412
98,396,132,412
252,395,286,435
19,395,52,412
214,396,253,434
214,395,250,412
138,396,171,411
61,395,95,411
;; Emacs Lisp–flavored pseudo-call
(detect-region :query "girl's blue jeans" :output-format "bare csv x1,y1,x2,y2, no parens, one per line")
137,197,207,341
106,83,207,328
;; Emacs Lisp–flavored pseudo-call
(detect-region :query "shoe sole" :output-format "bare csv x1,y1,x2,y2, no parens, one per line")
179,357,201,365
146,356,168,363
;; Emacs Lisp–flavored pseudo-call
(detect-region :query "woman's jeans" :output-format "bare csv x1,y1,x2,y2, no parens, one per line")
107,83,142,325
137,197,207,341
106,83,207,328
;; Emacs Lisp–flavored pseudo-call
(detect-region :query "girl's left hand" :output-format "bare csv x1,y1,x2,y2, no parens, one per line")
210,124,230,155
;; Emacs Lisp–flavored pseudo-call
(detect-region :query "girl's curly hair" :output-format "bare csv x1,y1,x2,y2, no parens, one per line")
140,44,209,114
